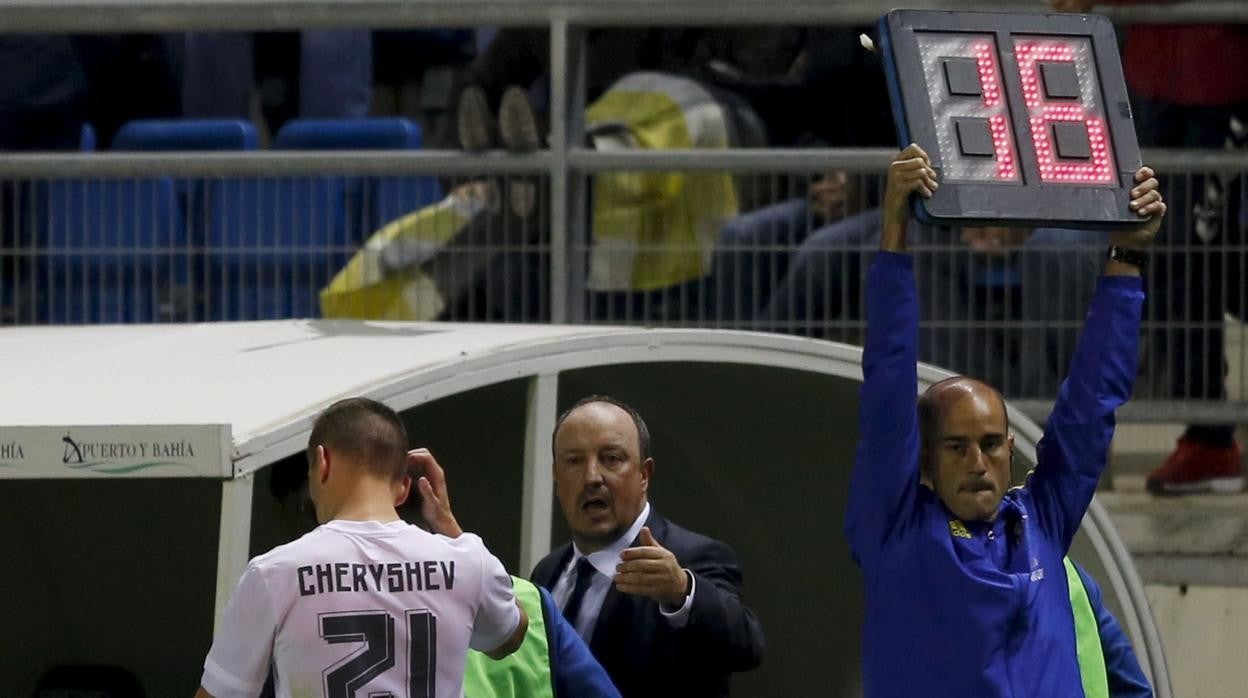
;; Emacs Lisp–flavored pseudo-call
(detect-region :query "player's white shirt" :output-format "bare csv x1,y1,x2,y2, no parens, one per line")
201,519,519,698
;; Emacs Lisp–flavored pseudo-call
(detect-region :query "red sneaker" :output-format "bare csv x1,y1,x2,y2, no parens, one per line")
1146,438,1244,495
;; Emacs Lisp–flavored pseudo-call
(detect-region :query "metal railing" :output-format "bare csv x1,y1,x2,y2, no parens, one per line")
2,0,1246,422
1,147,1245,422
2,0,1245,31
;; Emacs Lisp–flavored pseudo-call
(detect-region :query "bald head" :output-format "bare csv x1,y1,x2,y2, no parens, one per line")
918,376,1015,522
919,377,1008,446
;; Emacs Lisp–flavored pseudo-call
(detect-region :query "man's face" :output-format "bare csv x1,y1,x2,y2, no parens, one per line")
927,388,1013,522
552,403,653,552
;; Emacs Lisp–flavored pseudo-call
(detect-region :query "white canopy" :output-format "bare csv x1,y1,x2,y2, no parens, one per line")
0,320,877,478
0,320,1171,697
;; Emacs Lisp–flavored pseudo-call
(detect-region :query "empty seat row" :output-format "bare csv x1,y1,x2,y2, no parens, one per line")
40,117,443,323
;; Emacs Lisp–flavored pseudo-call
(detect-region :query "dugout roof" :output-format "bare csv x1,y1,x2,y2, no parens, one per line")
0,320,1172,696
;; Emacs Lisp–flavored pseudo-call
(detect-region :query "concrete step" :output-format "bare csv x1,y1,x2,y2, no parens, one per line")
1110,423,1188,477
1098,474,1248,587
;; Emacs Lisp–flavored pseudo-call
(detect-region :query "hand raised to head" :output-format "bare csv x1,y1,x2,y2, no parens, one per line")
407,448,463,538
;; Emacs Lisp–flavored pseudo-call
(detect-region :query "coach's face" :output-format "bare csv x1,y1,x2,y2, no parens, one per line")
553,402,653,554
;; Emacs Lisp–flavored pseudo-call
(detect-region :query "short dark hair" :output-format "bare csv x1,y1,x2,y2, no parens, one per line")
552,395,652,461
307,397,409,481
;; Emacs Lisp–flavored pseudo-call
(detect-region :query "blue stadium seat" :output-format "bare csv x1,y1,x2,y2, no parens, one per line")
112,119,258,151
101,119,267,321
274,117,422,150
204,118,439,320
277,117,442,230
206,177,349,320
79,123,96,151
1,129,95,322
44,177,187,323
203,120,353,320
40,120,261,324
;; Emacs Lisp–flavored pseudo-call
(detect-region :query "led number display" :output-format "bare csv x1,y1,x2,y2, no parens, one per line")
878,10,1143,229
1013,36,1115,184
917,33,1019,182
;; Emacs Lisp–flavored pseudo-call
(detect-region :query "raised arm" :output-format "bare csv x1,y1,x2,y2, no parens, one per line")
1026,168,1164,550
845,145,938,559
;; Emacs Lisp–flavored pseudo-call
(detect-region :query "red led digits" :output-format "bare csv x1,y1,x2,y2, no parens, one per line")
1014,39,1115,184
973,41,1017,179
881,10,1143,227
918,34,1020,182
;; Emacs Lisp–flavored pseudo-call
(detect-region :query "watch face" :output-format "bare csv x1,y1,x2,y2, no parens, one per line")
879,10,1143,230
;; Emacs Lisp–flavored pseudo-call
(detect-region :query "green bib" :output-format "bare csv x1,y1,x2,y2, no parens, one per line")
1064,557,1110,698
463,576,555,698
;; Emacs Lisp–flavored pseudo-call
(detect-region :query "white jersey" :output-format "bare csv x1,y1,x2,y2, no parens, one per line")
201,519,519,698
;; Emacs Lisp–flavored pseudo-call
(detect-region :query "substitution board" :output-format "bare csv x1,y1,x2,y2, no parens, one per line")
878,10,1143,229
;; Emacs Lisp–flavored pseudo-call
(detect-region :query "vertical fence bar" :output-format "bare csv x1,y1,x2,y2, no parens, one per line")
550,17,588,324
549,19,571,323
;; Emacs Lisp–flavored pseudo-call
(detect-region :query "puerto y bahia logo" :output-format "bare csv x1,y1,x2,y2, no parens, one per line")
0,437,24,468
61,431,196,475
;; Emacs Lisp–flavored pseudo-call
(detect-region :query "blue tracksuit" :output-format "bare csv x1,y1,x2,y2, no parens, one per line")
540,586,622,698
1075,563,1154,698
846,252,1143,697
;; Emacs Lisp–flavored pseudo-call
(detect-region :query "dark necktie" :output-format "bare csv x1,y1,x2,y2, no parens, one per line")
561,557,597,627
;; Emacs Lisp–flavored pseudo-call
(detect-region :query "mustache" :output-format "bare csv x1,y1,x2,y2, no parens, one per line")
961,477,997,492
578,487,611,507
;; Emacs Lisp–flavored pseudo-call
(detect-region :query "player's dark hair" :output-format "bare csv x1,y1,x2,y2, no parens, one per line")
552,395,652,461
307,397,409,481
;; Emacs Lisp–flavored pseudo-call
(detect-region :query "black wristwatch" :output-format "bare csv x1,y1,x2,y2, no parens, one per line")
1107,245,1147,269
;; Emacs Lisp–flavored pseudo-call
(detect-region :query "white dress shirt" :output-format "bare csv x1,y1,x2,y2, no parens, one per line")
551,501,697,641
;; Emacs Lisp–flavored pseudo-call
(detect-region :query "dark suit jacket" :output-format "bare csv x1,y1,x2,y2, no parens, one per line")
531,508,764,698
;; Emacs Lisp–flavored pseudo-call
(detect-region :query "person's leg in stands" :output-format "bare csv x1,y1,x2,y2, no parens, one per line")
757,208,881,335
712,197,817,326
911,224,986,382
299,29,372,118
1135,95,1244,494
430,28,550,150
1019,227,1110,397
182,32,254,118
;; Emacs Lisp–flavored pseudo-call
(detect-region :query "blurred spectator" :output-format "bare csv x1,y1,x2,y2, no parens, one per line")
322,71,753,324
372,29,476,122
717,206,1112,394
0,35,91,323
73,34,182,148
430,28,710,150
712,174,870,327
1,33,182,151
1050,0,1247,495
0,36,89,152
700,27,893,149
183,30,371,135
